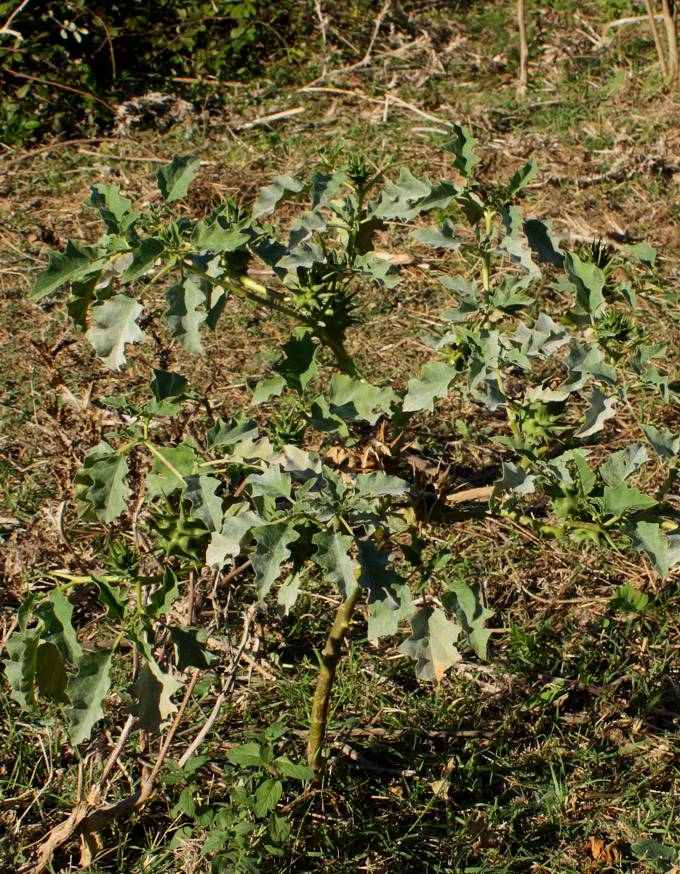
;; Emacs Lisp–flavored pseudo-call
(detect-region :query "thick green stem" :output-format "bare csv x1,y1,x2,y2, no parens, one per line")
307,585,362,772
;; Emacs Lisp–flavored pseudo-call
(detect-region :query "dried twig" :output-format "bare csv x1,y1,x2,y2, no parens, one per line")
661,0,679,80
517,0,529,99
0,0,30,40
4,68,116,112
300,85,450,126
643,0,669,76
232,106,305,132
29,674,199,873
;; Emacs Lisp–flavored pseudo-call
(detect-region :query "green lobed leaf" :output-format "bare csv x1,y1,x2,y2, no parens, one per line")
88,183,139,235
43,588,83,662
67,649,112,745
248,465,292,500
4,626,41,709
564,252,606,316
312,531,359,599
131,657,182,733
206,412,258,449
146,443,197,499
253,175,303,219
328,374,397,424
30,241,105,301
207,509,262,567
523,219,564,267
86,294,145,370
36,641,68,703
94,575,128,622
633,521,669,578
358,541,415,641
403,361,457,413
150,369,188,403
599,444,648,486
183,475,223,531
165,279,207,354
147,570,181,618
442,580,494,660
626,241,656,267
170,626,218,671
157,155,200,203
75,442,130,523
576,388,617,438
251,523,300,600
446,124,481,178
503,160,537,201
641,424,680,459
277,572,302,615
355,471,409,498
602,482,657,517
399,606,462,683
121,238,165,283
411,220,461,250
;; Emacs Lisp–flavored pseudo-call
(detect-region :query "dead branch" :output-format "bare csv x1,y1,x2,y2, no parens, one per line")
643,0,669,76
517,0,529,99
661,0,679,80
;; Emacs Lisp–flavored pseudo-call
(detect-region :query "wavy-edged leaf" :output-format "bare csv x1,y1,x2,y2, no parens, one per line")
524,218,564,267
442,580,494,660
74,442,129,523
207,509,262,567
399,606,462,682
36,642,68,703
248,465,292,500
121,237,165,283
355,471,409,498
253,175,303,218
403,361,456,413
446,124,481,178
576,388,617,438
183,475,223,531
146,443,197,499
157,155,200,203
599,444,648,486
165,279,206,354
312,531,359,599
251,523,299,599
329,374,396,424
565,252,606,316
30,241,105,301
86,294,144,370
633,521,669,578
357,541,414,641
503,160,537,201
170,626,218,671
602,482,656,517
131,657,182,733
411,220,461,250
641,424,680,459
4,626,40,709
43,588,83,662
67,649,112,745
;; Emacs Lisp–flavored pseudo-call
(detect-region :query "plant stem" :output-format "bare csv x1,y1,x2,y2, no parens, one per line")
644,0,669,77
307,585,362,772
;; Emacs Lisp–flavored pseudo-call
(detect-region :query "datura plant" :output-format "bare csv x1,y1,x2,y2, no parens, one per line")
7,127,679,807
